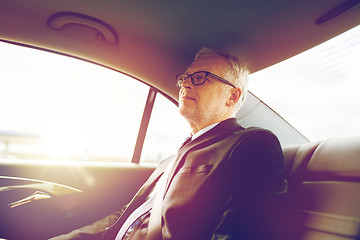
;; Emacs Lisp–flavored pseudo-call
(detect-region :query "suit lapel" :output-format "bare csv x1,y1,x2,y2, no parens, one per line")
164,118,243,194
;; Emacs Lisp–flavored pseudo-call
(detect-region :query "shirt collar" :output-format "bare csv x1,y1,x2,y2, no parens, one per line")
191,121,221,141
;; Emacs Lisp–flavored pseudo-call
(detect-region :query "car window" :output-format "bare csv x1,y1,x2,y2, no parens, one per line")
141,93,190,164
0,42,186,163
250,24,360,141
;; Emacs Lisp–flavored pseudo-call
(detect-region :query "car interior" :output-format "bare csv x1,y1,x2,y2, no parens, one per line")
275,137,360,239
1,0,360,239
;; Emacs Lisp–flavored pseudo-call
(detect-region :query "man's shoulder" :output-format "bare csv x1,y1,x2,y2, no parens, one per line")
215,118,276,138
230,123,278,141
210,119,280,149
236,126,276,137
228,126,282,156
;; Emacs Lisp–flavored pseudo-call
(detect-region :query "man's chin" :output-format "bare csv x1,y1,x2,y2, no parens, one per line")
179,106,197,120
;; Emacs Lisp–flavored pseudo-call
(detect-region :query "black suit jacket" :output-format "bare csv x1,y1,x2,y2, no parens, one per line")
52,118,286,240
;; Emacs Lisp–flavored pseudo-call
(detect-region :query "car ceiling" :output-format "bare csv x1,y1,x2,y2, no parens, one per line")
1,0,360,100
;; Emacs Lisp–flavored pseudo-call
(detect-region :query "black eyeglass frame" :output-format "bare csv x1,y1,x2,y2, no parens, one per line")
176,71,236,88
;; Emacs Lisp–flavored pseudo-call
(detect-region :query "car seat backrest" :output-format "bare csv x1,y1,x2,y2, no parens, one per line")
280,136,360,240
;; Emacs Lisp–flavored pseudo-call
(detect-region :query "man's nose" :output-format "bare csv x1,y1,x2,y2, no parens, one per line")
181,76,193,88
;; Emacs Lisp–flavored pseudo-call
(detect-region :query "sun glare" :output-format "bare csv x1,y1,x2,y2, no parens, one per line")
0,42,148,162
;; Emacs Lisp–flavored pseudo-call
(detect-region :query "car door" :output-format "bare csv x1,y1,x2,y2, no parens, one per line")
0,42,189,239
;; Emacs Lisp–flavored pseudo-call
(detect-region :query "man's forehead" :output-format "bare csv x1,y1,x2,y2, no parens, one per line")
186,55,228,74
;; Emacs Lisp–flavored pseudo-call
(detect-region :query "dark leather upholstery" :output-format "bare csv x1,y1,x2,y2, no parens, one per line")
276,137,360,240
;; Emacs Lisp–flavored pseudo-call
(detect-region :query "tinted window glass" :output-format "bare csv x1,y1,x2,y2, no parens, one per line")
250,25,360,141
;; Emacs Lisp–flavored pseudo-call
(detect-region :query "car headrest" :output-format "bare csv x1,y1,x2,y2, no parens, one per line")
283,136,360,183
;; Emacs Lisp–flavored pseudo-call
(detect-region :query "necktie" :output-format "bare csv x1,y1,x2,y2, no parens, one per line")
179,136,192,150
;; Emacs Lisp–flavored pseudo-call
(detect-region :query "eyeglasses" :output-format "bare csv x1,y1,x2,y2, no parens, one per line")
176,71,236,88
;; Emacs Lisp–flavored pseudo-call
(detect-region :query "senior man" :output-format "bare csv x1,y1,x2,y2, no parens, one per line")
51,48,286,240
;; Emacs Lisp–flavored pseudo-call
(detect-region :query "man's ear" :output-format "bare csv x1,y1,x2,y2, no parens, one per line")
226,88,242,106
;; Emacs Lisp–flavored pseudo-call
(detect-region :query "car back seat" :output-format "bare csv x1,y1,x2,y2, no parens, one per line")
273,136,360,240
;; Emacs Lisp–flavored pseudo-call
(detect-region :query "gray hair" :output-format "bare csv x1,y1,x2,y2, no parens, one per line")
195,47,249,105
